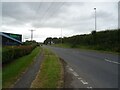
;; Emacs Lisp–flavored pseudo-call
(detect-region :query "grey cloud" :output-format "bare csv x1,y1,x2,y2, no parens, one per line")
92,10,114,20
2,2,38,26
2,2,118,35
2,2,66,26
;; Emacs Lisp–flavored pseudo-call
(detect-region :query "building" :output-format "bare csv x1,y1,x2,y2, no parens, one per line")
0,32,22,46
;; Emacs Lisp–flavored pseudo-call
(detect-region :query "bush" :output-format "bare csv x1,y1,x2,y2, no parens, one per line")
2,45,37,64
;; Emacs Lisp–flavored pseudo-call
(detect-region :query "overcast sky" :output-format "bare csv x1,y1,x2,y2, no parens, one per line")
1,0,119,42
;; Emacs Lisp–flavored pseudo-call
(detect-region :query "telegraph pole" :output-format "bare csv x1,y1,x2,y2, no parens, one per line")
94,8,97,31
29,30,35,41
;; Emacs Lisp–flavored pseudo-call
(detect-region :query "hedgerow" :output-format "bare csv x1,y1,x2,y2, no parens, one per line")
2,45,37,64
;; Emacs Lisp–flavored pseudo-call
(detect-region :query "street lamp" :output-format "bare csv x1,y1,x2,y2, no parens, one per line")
94,8,97,31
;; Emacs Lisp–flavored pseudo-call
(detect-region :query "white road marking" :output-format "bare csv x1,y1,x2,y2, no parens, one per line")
105,59,120,64
78,77,82,80
87,86,92,89
72,72,79,77
80,80,88,85
67,65,93,88
69,68,74,71
66,65,69,68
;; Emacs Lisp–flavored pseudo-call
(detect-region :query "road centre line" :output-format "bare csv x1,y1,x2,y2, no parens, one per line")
105,58,120,64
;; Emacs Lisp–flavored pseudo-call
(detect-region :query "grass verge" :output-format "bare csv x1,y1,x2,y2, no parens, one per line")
52,43,71,48
52,44,120,55
31,48,63,88
2,46,41,88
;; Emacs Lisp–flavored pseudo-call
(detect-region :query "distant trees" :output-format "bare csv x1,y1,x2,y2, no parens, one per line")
23,40,38,45
44,29,120,52
44,37,52,45
52,37,61,44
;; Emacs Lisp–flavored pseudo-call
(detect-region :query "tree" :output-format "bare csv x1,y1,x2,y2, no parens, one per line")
44,37,52,45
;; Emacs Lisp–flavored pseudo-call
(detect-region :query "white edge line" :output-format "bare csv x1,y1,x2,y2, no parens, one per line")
69,68,74,71
78,77,82,80
80,80,88,85
73,72,79,77
87,86,92,89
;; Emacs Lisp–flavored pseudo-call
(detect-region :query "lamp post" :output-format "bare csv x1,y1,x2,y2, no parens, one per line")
94,8,97,31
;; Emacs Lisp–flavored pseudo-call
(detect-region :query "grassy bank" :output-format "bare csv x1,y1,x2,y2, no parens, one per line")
52,43,71,48
31,48,63,88
52,43,120,54
2,47,41,88
44,29,119,54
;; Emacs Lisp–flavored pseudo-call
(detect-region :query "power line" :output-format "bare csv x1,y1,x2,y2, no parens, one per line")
43,2,65,23
36,2,54,25
35,1,42,14
36,2,65,26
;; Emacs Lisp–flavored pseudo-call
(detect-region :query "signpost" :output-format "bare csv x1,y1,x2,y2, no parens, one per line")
3,32,22,42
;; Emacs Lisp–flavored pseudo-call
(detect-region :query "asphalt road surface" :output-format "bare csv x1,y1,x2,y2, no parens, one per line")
44,45,119,88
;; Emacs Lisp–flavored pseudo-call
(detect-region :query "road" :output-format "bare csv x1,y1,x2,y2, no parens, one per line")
44,45,119,88
14,50,44,88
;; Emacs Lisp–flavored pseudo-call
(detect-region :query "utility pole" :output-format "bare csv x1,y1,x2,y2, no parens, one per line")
94,8,97,31
29,30,35,41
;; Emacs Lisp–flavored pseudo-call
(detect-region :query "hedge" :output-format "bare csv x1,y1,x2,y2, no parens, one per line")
2,45,37,64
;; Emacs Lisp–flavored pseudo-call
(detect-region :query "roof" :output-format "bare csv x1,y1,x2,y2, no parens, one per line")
0,32,22,44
